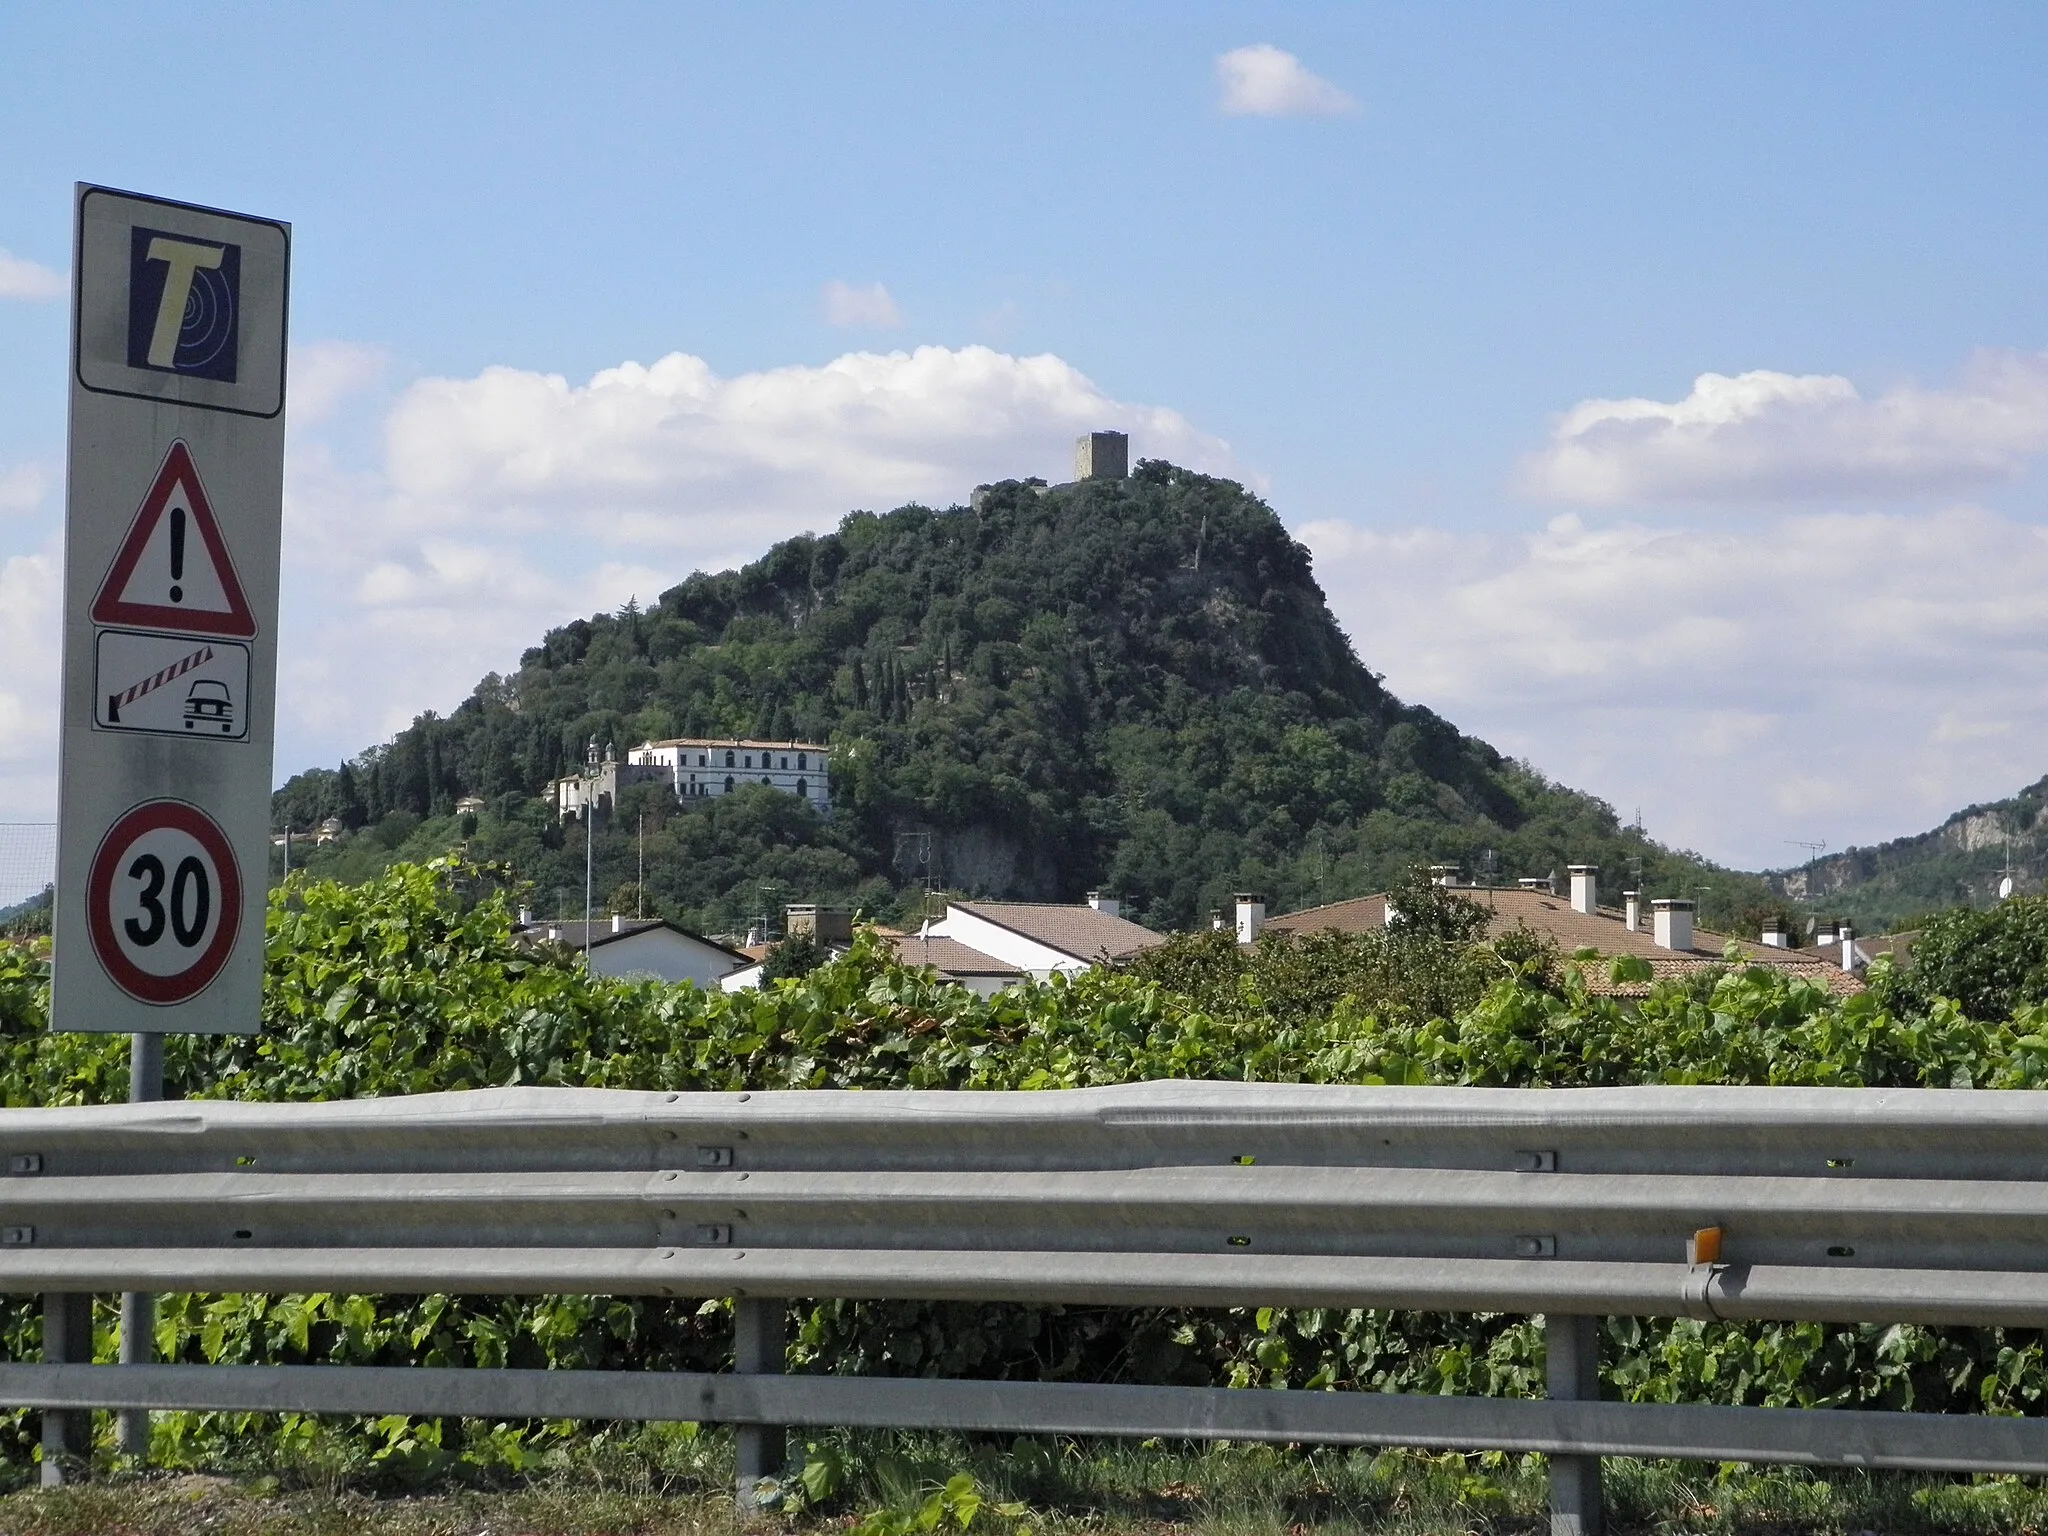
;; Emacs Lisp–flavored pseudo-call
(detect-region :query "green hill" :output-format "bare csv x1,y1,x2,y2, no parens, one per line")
273,463,1782,936
1775,776,2048,933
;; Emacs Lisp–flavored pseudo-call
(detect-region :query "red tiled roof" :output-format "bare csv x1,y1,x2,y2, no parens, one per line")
950,901,1166,962
640,737,829,752
887,934,1023,978
1268,887,1862,996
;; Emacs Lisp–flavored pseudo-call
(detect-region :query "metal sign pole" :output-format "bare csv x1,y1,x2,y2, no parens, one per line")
117,1031,165,1459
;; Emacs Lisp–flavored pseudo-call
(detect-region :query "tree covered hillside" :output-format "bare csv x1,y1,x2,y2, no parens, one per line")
274,464,1777,935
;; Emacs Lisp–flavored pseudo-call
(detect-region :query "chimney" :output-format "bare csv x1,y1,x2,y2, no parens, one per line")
1651,898,1694,953
1086,890,1121,919
786,904,852,945
1429,863,1460,888
1623,891,1640,932
611,913,626,934
1074,430,1129,481
1760,916,1788,949
546,925,561,942
1568,865,1598,916
1235,893,1265,945
517,906,532,927
1840,921,1858,973
1517,877,1549,892
1814,918,1837,947
1209,909,1225,932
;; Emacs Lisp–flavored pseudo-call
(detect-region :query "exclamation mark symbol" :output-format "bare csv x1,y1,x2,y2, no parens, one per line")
168,506,185,604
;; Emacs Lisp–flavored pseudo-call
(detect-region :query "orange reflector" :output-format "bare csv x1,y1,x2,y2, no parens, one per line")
1687,1226,1723,1265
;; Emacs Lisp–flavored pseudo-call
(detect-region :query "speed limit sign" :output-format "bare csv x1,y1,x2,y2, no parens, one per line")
86,801,243,1005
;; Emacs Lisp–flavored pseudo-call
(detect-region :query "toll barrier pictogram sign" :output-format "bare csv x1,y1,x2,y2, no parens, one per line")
90,440,257,638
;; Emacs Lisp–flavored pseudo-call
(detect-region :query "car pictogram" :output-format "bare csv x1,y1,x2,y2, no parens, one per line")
183,678,234,733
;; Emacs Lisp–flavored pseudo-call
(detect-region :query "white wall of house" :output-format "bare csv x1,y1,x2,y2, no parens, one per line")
583,928,744,987
925,907,1082,979
718,959,768,993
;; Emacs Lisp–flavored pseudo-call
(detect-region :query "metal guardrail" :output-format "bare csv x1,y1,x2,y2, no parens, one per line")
2,1082,2046,1535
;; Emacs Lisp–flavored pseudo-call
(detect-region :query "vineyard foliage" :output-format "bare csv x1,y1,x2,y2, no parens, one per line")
1,858,2047,1481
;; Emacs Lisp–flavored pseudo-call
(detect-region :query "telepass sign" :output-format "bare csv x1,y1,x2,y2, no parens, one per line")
52,186,288,1034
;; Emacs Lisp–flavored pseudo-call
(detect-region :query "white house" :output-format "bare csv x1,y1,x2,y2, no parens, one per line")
515,914,748,987
628,738,830,815
919,894,1163,980
719,893,1159,994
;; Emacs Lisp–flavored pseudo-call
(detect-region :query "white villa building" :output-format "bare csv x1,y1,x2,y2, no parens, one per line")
628,738,830,814
553,737,831,819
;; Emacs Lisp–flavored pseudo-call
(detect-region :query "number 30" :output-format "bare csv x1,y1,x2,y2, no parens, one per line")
123,853,210,948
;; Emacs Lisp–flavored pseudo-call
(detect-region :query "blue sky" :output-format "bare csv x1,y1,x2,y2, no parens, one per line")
4,3,2048,872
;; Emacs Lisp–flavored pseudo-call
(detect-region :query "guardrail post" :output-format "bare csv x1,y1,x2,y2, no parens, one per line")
118,1031,164,1460
1544,1313,1603,1536
732,1297,785,1509
40,1292,93,1486
1540,1318,1605,1531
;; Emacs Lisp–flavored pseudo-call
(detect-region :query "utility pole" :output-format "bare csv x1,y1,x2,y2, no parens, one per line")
637,809,645,919
581,736,602,962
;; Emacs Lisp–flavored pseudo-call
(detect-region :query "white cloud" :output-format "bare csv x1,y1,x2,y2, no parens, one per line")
1521,351,2048,504
0,463,47,516
822,280,903,328
1301,504,2048,868
0,250,63,301
1216,44,1358,118
380,344,1235,543
290,340,388,426
0,539,61,818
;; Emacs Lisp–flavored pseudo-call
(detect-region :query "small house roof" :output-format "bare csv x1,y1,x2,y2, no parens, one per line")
948,900,1165,963
887,934,1025,978
513,917,748,961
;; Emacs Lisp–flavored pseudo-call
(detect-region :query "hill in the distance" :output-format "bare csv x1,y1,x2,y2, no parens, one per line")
274,462,1784,937
1775,776,2048,932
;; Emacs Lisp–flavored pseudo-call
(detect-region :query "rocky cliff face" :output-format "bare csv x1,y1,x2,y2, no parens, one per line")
1774,779,2048,929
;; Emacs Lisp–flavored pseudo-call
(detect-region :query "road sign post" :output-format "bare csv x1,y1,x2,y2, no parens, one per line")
51,184,288,1478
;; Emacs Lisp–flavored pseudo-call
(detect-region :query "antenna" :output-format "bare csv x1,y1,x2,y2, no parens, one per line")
894,829,939,916
1788,839,1827,863
1999,836,2019,901
753,879,783,946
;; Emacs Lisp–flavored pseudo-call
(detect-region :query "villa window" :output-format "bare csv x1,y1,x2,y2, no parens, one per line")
798,753,807,770
796,778,807,798
724,776,735,793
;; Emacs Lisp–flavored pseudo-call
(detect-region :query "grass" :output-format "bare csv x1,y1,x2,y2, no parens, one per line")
2,1426,2048,1535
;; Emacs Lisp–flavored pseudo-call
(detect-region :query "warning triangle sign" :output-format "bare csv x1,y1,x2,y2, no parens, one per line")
91,440,257,638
